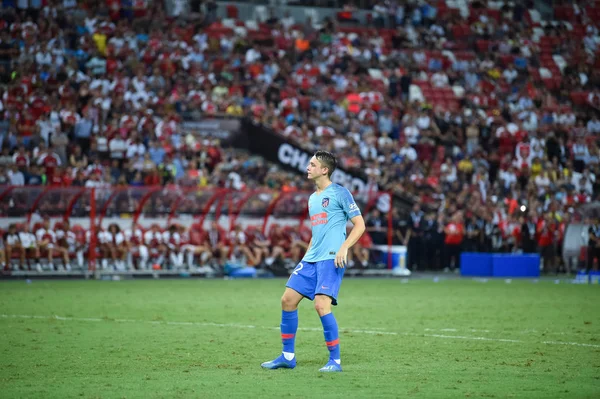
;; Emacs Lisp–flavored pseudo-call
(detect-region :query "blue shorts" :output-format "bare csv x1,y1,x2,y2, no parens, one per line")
286,259,344,306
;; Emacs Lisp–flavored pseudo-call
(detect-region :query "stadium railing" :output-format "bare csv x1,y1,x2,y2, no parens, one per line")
0,186,398,277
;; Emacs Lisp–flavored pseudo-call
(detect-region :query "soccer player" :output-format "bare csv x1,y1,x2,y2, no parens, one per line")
261,151,365,372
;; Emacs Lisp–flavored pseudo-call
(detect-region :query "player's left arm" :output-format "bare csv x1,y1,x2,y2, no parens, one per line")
335,188,366,268
335,214,366,267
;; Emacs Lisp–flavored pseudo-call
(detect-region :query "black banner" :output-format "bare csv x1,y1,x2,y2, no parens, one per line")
242,119,371,192
180,117,244,146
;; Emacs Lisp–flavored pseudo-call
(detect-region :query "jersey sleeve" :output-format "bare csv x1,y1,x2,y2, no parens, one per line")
337,186,361,219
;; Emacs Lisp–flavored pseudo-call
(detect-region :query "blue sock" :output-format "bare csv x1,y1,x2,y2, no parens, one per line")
320,313,340,361
281,310,298,355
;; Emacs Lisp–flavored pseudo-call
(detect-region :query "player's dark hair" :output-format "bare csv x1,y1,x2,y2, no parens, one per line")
314,150,337,178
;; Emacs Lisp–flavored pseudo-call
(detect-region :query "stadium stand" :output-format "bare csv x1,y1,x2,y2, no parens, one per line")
0,0,599,276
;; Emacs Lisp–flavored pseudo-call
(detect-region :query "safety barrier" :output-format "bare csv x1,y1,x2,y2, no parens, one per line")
460,253,541,278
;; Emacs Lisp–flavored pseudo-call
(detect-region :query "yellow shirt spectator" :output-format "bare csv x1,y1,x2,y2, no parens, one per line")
458,158,474,173
530,160,543,177
226,104,243,116
93,32,107,55
487,68,501,79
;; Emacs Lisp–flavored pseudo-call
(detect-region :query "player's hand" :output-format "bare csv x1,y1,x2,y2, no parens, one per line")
334,246,348,268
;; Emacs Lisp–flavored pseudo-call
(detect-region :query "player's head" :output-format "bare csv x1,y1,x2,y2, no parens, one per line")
308,150,337,181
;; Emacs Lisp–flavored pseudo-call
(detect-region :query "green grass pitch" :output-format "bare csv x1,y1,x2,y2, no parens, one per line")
0,278,599,399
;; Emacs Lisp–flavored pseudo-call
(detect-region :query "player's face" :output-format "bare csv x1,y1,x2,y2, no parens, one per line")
306,156,327,180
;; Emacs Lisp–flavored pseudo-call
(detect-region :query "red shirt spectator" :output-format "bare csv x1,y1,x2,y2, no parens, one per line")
38,150,61,179
537,220,555,247
444,221,464,245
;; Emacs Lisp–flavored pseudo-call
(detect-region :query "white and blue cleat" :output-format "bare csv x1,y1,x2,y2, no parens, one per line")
319,360,342,372
261,355,296,370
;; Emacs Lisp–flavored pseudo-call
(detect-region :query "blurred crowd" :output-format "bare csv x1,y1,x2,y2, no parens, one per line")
0,0,599,273
1,218,318,274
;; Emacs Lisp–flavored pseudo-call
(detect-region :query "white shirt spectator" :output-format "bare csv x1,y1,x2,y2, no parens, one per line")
503,67,518,83
37,118,56,146
163,231,182,247
365,166,382,177
36,228,56,244
529,136,546,159
35,51,52,66
412,50,426,66
403,125,420,145
281,15,295,30
18,231,36,248
399,145,417,162
499,169,517,189
534,174,551,190
5,232,20,246
521,111,539,131
572,143,590,162
584,33,598,54
144,230,163,246
245,48,261,64
109,137,127,159
587,91,600,106
556,111,576,126
131,77,147,94
416,114,431,130
96,136,109,153
359,144,378,161
108,36,125,50
85,178,104,188
90,78,111,95
431,71,449,87
587,117,600,134
106,232,125,245
124,228,144,245
517,96,533,111
227,171,244,190
126,142,146,159
377,134,392,148
7,169,25,185
332,136,349,149
430,24,444,36
56,229,77,250
572,174,594,194
440,162,457,183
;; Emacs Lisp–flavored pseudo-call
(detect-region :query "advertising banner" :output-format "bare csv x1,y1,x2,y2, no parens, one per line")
243,120,371,192
180,117,244,146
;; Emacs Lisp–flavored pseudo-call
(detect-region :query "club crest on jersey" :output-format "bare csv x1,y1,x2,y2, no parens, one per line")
322,197,330,208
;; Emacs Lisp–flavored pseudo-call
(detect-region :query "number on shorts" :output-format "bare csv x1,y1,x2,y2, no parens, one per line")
292,262,304,275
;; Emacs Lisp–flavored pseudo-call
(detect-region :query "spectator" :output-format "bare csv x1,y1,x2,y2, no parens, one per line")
7,164,24,186
366,209,387,245
406,204,424,270
537,214,557,273
0,0,595,275
444,212,464,272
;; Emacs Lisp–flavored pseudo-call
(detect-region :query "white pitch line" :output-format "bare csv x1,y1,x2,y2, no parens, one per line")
542,341,600,348
425,327,595,336
424,333,521,343
2,314,599,348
